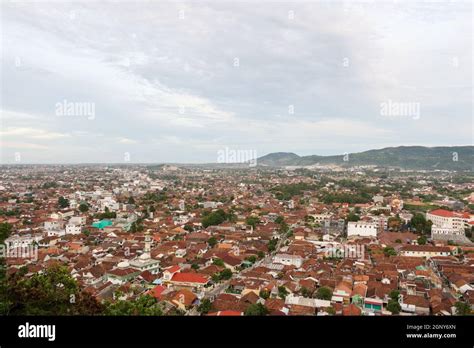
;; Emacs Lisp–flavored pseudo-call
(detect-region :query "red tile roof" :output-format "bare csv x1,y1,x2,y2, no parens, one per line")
342,304,362,316
429,209,470,219
429,209,455,218
149,285,166,299
166,265,181,274
171,272,208,284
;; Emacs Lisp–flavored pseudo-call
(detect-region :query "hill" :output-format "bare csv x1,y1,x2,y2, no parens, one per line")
257,146,474,170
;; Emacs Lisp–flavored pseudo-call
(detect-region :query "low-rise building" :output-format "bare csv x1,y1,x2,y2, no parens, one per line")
347,222,377,237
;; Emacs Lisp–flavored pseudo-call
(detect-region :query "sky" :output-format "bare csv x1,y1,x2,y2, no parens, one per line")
0,0,472,164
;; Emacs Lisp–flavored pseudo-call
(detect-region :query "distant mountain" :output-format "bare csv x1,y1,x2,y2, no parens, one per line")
257,152,300,166
257,146,474,170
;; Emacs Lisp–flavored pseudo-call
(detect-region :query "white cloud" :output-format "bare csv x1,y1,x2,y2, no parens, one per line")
0,127,69,140
117,137,138,144
0,1,471,163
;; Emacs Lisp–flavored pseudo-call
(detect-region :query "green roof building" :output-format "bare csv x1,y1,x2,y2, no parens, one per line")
92,220,113,229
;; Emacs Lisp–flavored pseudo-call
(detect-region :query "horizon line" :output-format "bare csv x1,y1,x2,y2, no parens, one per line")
1,144,472,166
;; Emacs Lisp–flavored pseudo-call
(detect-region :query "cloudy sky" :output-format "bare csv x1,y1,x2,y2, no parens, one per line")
0,1,472,164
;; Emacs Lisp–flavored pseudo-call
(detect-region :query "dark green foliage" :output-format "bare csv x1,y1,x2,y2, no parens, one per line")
3,264,104,315
316,287,332,300
202,209,230,228
244,303,269,316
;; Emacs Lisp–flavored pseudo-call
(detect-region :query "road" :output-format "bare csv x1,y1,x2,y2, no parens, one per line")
205,232,289,298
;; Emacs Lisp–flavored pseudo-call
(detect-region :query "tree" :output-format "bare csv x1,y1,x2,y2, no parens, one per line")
417,235,427,245
259,289,270,300
278,286,289,299
197,299,212,314
202,209,229,228
244,303,269,316
316,287,332,301
213,258,225,267
207,237,218,248
346,213,360,222
191,263,199,270
219,269,233,280
464,227,473,241
127,197,135,205
245,255,257,264
275,216,284,224
257,251,265,259
279,221,289,234
0,222,12,242
211,273,221,283
129,222,143,233
0,223,13,315
387,300,401,314
389,290,400,302
383,246,397,257
105,294,162,316
301,287,312,298
386,290,401,314
245,216,260,229
98,210,116,219
388,216,402,231
454,301,471,315
58,196,69,209
4,264,104,315
268,238,278,252
411,213,431,234
78,203,89,213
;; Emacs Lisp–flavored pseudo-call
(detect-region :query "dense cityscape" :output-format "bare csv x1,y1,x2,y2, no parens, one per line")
1,164,473,316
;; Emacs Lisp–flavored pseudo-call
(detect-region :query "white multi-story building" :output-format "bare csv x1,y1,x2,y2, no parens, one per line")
44,219,64,231
59,209,74,218
347,222,378,237
311,213,332,224
273,253,303,268
46,229,66,237
65,224,82,235
400,245,451,258
370,215,388,231
426,209,469,232
431,225,464,237
5,233,43,248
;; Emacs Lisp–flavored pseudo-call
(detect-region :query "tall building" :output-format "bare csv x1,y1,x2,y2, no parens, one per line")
426,209,470,232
